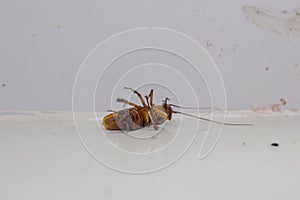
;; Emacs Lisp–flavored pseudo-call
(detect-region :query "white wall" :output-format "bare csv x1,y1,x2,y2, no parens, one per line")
1,0,300,111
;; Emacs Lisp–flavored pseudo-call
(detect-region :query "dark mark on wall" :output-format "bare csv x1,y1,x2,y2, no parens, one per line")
280,98,287,105
2,81,7,87
206,40,212,47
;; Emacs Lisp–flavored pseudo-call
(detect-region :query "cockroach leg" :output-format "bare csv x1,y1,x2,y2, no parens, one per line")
149,89,154,106
164,97,170,104
145,95,150,107
116,98,140,108
124,87,147,107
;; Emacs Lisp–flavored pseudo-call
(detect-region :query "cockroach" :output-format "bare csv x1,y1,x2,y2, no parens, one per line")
102,87,252,132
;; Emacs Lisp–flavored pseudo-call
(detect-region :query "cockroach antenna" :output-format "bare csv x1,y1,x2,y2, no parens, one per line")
169,104,226,114
172,110,253,126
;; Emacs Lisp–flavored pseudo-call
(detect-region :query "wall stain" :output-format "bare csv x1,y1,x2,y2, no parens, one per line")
206,40,212,47
252,99,287,112
242,5,300,36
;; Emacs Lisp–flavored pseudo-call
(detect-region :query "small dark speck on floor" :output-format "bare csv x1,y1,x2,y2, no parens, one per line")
242,142,246,146
265,67,269,71
271,143,279,147
2,84,6,87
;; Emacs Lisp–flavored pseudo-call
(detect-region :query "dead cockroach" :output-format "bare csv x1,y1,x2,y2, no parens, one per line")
102,87,252,132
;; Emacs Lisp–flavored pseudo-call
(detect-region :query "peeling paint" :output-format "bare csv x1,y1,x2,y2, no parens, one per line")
242,5,300,36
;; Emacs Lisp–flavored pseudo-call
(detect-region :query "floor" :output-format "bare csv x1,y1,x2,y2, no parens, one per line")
0,110,299,200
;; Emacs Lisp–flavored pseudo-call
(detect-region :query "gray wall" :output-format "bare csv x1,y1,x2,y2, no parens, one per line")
1,0,300,111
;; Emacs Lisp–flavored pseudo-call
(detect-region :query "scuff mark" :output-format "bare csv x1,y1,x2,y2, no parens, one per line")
0,112,34,116
242,5,300,36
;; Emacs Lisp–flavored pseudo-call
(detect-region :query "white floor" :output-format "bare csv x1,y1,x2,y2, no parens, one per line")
0,111,299,200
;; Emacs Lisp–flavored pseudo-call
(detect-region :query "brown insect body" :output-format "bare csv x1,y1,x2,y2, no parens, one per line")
103,105,171,131
103,87,173,131
102,87,252,132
